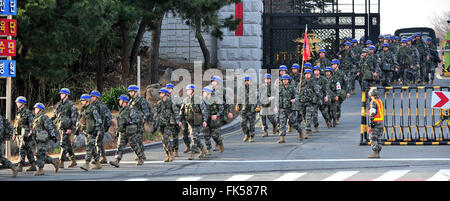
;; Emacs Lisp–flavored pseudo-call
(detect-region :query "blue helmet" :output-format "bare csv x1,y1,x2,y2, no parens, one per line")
90,90,101,98
291,63,301,69
279,65,288,71
313,66,321,71
401,39,408,43
118,94,130,102
415,33,422,37
80,94,91,101
324,67,334,72
359,37,365,41
331,59,340,65
382,43,390,48
15,96,27,105
426,38,432,42
202,86,214,93
186,84,196,91
264,73,272,79
59,88,71,96
378,35,384,39
159,87,170,95
33,103,45,111
369,45,376,50
351,39,358,43
304,69,313,74
319,49,326,53
344,41,352,46
366,40,373,44
211,76,222,82
304,63,312,68
165,83,175,89
244,76,252,81
407,37,412,41
280,74,291,80
127,84,139,92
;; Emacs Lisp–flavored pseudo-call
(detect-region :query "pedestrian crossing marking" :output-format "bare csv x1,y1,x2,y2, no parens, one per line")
274,173,306,181
373,170,410,181
126,178,149,181
177,177,202,181
321,171,359,181
226,174,253,181
426,169,450,181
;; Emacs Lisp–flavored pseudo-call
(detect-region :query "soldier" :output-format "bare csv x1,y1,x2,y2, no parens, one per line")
211,75,233,151
90,90,112,164
360,48,381,91
314,49,332,73
274,65,290,87
311,66,332,130
378,43,399,86
13,96,36,172
151,87,176,162
51,88,78,169
178,84,208,160
260,74,278,137
324,67,339,127
407,37,421,83
351,39,362,57
375,35,385,53
412,33,430,84
0,115,18,177
365,40,373,48
31,103,60,176
368,87,384,158
359,37,366,48
425,38,441,85
331,59,351,125
298,69,319,138
76,94,102,171
338,42,357,94
278,74,302,143
236,76,259,143
202,86,224,154
397,39,418,85
109,95,145,167
290,63,301,83
128,84,153,160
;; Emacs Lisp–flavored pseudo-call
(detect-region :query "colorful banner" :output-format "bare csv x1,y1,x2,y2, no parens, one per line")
235,3,243,36
0,59,16,77
0,39,15,56
302,25,310,62
0,0,17,16
0,18,16,36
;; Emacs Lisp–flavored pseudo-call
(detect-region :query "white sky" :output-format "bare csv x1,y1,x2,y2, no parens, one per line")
380,0,450,34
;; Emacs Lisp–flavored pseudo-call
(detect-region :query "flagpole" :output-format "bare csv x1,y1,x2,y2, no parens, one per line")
298,24,308,93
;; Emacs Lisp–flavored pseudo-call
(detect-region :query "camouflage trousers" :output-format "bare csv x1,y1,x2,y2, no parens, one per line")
172,121,191,151
381,70,393,86
346,72,357,91
261,114,277,132
115,132,144,161
94,131,106,158
85,133,99,162
187,123,205,150
204,127,222,150
0,144,13,168
281,108,301,136
313,104,330,127
36,141,54,168
137,123,145,155
18,135,35,165
240,111,256,137
159,125,173,154
59,129,75,161
369,126,383,152
327,101,338,124
298,104,315,131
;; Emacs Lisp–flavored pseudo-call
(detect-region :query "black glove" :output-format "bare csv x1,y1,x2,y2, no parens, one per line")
51,135,57,143
150,127,157,135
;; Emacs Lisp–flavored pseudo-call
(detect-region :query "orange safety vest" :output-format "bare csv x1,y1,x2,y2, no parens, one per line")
371,99,384,122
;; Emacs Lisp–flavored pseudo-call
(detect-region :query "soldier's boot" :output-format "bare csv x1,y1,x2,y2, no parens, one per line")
305,130,312,139
219,143,224,153
52,159,60,173
68,159,77,168
26,162,37,172
100,156,108,164
298,130,303,141
59,160,64,169
277,136,285,144
10,165,17,178
80,161,89,171
109,159,120,168
287,125,292,132
326,121,331,129
213,144,220,151
314,126,319,133
198,148,206,158
188,150,195,160
16,163,23,172
33,167,44,176
249,136,254,143
205,149,211,155
173,149,179,157
137,158,144,165
91,161,102,170
142,154,147,160
183,146,191,154
243,134,249,142
273,126,278,134
332,120,337,127
368,151,380,159
336,119,340,125
262,130,268,137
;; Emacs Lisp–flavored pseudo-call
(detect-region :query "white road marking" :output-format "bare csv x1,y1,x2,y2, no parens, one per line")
322,171,359,181
170,158,450,163
373,170,410,181
274,173,306,181
426,169,450,181
226,174,253,181
176,177,202,181
126,178,149,181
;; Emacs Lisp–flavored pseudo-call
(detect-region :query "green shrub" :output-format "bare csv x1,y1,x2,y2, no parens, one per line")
100,85,128,111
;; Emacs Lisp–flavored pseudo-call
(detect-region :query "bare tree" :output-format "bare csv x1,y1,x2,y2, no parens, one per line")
430,10,450,42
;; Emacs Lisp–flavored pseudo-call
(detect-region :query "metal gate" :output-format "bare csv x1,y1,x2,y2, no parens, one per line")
262,0,380,69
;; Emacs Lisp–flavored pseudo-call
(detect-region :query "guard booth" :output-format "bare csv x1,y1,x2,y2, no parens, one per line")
360,86,450,145
262,0,380,69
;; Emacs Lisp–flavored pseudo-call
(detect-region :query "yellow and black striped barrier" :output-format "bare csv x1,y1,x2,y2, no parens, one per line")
360,86,450,145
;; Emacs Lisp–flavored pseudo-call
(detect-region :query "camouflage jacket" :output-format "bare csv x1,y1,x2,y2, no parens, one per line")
92,100,112,132
204,97,224,128
299,79,319,105
51,99,78,130
396,46,416,66
378,50,398,71
78,104,102,135
117,105,140,134
14,107,33,136
324,75,339,99
311,76,331,105
0,115,13,142
129,95,153,122
338,49,356,73
279,83,298,109
237,84,259,112
314,57,332,70
154,97,177,127
412,39,429,58
212,86,232,114
259,83,278,114
360,56,381,81
332,69,351,100
179,95,208,126
33,112,57,142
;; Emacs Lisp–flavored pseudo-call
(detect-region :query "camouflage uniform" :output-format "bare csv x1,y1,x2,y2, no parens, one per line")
298,76,319,135
338,47,357,92
425,40,440,84
128,85,153,159
91,96,112,162
412,36,430,82
32,110,58,169
15,105,35,167
259,79,278,135
324,68,339,127
77,102,102,164
51,97,78,163
378,46,399,86
314,57,332,75
397,44,418,84
311,71,332,128
368,88,383,158
237,80,259,140
360,51,381,90
0,115,16,175
203,87,224,152
115,102,144,161
332,64,351,122
154,92,177,159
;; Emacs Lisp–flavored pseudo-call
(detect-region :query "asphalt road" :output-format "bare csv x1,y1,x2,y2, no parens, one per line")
1,77,450,181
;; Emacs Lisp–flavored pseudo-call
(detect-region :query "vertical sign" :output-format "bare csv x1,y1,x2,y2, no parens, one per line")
235,3,243,36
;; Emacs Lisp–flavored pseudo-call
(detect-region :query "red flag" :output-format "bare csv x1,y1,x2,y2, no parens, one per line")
302,25,310,62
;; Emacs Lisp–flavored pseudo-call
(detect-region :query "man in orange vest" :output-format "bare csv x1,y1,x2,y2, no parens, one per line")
368,87,383,158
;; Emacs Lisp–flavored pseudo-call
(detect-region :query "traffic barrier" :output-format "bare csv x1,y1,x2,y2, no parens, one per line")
360,86,450,145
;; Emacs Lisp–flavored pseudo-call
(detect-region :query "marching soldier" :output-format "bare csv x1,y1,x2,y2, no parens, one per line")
0,115,18,177
338,42,357,94
298,69,320,138
31,103,60,176
311,66,332,129
407,37,421,83
202,86,224,154
314,49,332,73
274,65,290,87
360,48,381,91
290,63,301,83
278,74,302,143
425,38,441,85
368,87,384,158
412,33,430,84
324,67,339,127
351,39,362,57
331,59,351,125
397,39,418,85
51,88,78,169
151,87,176,162
128,84,153,160
211,76,233,151
378,43,399,86
236,76,259,143
13,96,36,172
375,35,385,53
109,94,145,167
178,84,208,160
260,73,278,137
76,94,102,171
90,90,112,164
